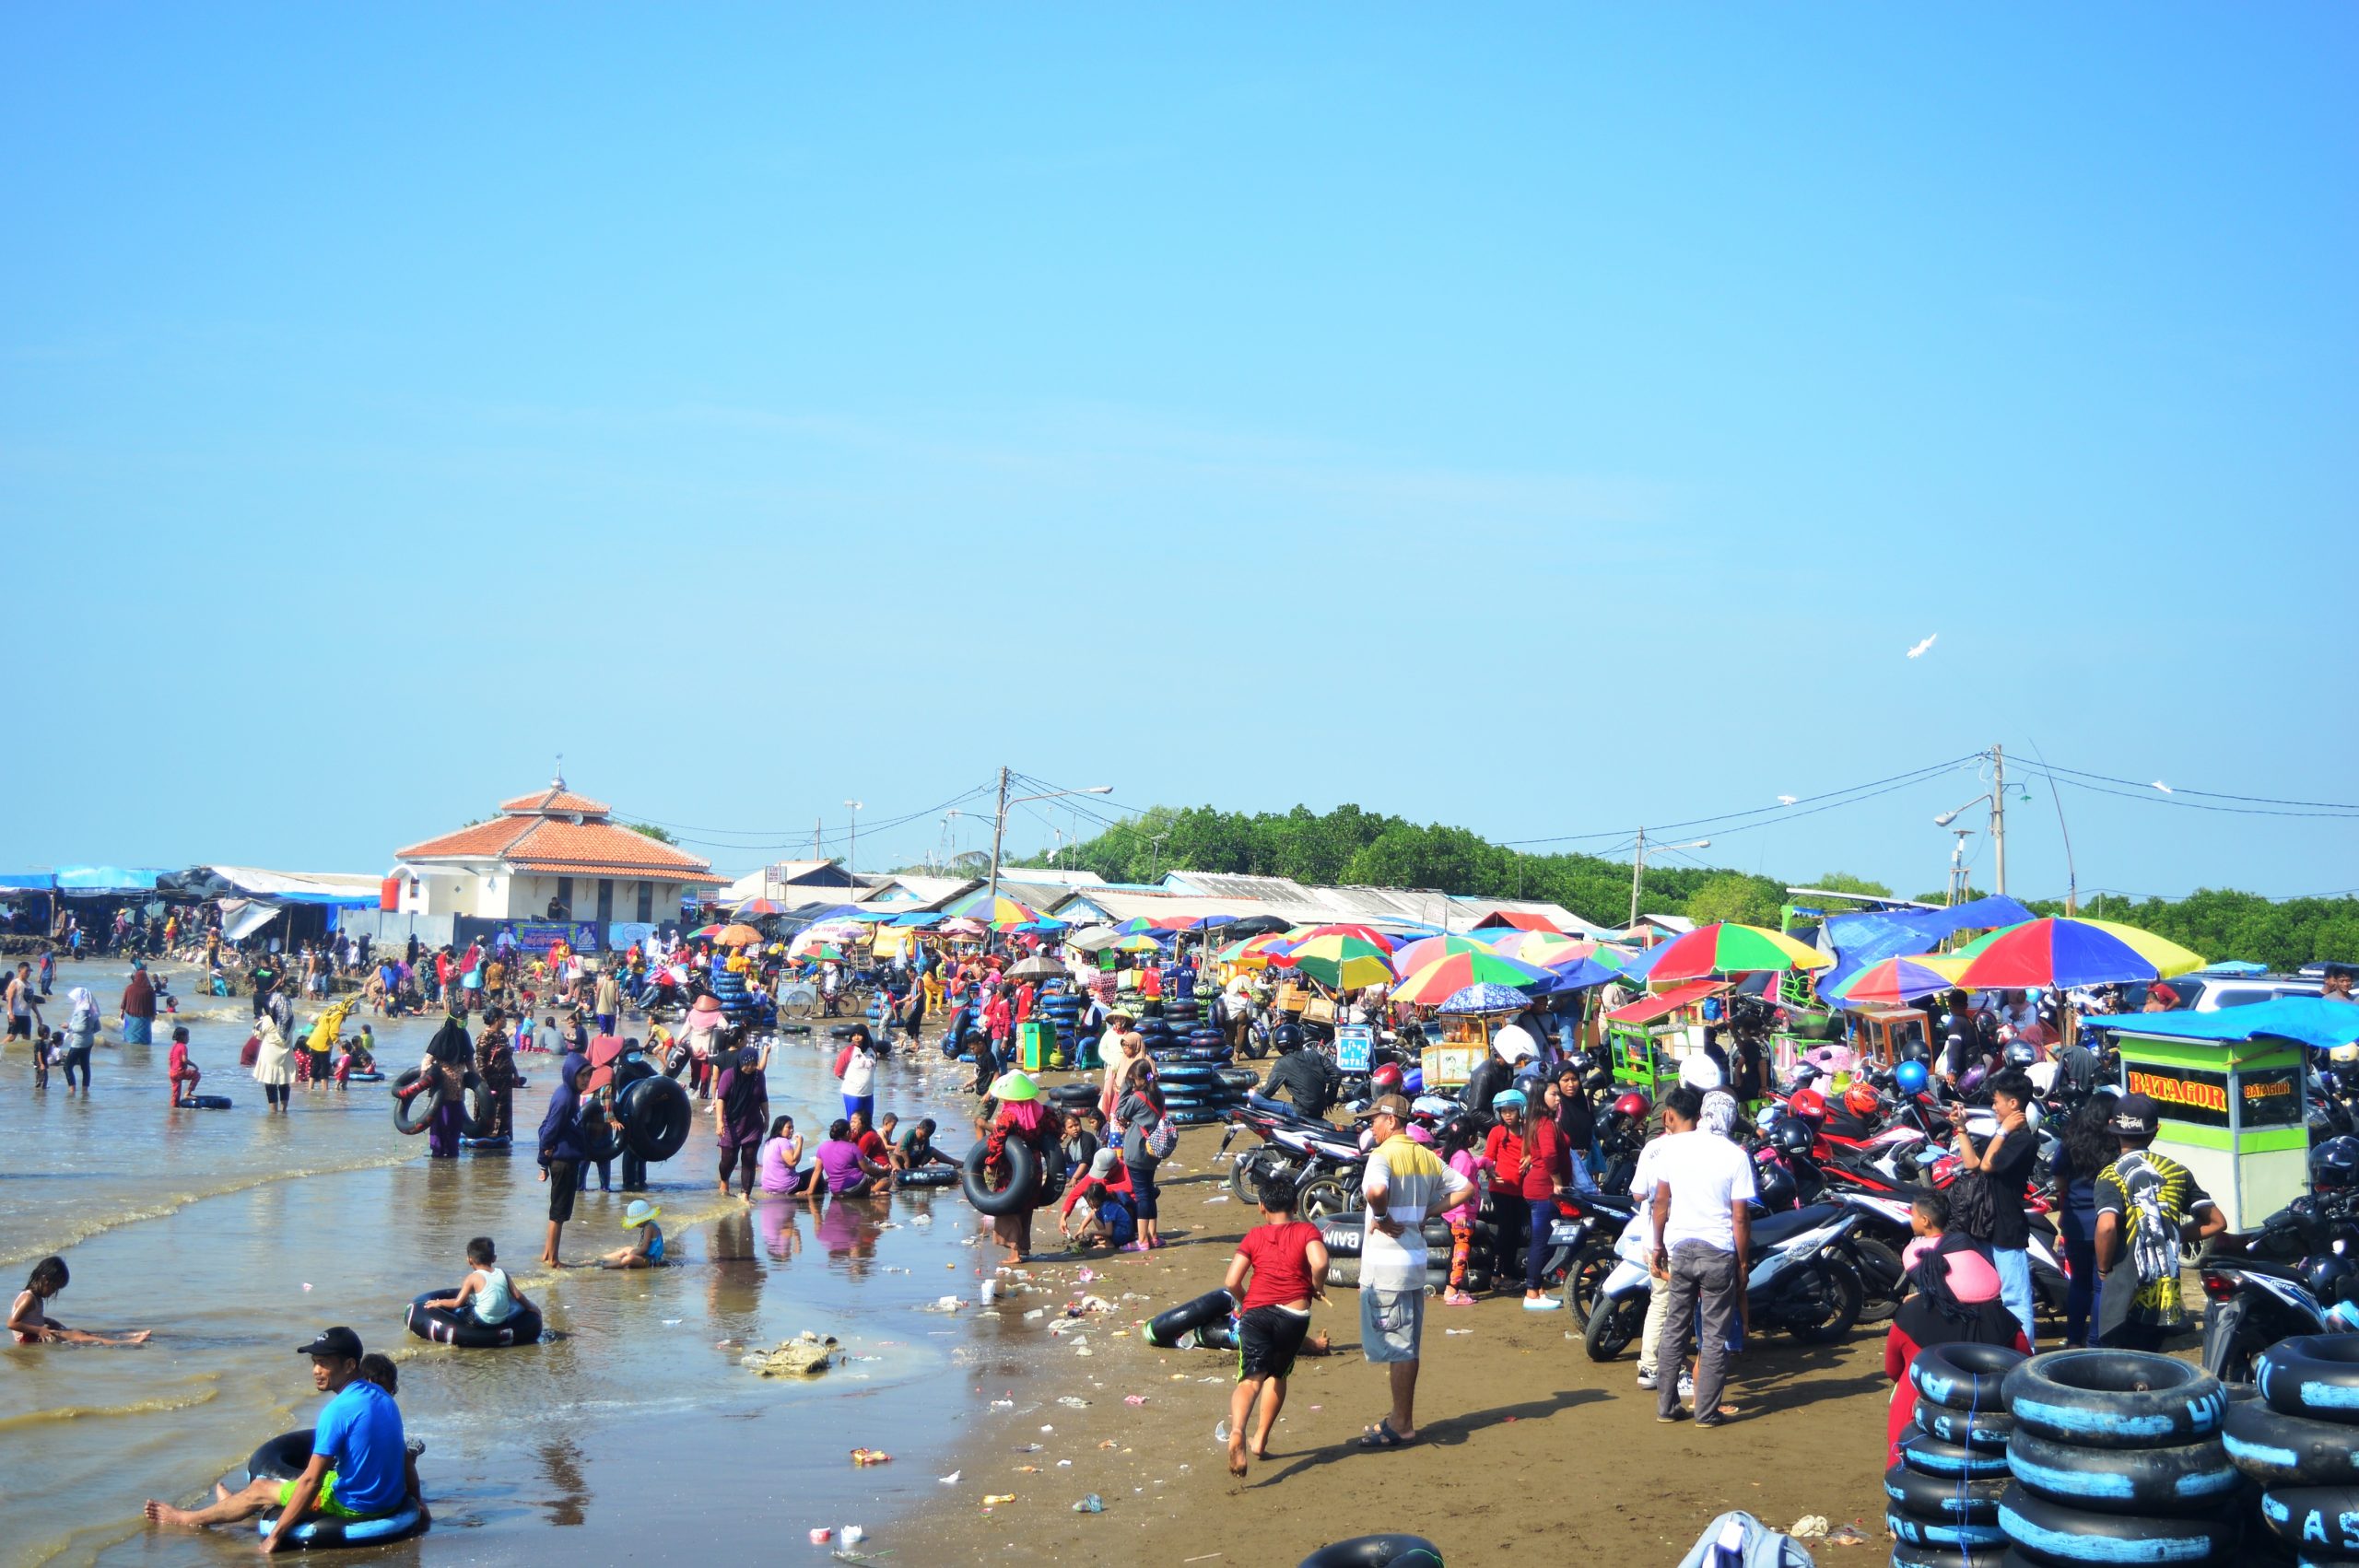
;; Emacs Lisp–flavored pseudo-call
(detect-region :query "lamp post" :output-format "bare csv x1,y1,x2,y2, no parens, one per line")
985,769,1112,905
1628,829,1711,928
844,800,863,883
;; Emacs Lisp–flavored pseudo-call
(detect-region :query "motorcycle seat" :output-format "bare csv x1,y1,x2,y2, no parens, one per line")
1748,1202,1846,1248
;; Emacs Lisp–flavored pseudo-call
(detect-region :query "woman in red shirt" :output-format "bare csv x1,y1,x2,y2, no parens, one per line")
1484,1090,1568,1308
1221,1172,1328,1480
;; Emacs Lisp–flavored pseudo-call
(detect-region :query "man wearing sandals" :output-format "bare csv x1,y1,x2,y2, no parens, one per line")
1648,1083,1755,1428
1354,1094,1476,1450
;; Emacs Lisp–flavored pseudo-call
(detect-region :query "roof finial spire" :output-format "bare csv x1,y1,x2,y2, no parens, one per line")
553,752,565,790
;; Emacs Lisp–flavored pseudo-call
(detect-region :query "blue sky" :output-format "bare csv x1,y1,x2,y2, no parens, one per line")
6,6,2353,902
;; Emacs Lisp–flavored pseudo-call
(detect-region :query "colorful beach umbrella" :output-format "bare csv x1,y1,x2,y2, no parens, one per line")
1288,923,1398,954
716,923,764,947
1486,932,1589,968
1391,949,1555,1006
1437,982,1534,1015
1215,932,1289,967
685,924,724,941
1645,922,1833,986
1951,918,2204,990
1271,932,1394,989
942,890,1043,929
1389,932,1499,978
732,896,790,917
1825,954,1971,1008
794,942,847,965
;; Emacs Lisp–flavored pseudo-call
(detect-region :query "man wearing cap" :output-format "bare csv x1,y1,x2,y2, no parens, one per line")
145,1327,408,1549
1352,1093,1476,1449
2093,1094,2225,1351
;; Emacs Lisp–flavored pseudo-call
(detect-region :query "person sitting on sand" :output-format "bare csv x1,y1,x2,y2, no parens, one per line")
1221,1174,1328,1478
10,1256,150,1345
894,1116,954,1174
814,1118,892,1198
597,1200,667,1269
145,1327,405,1554
423,1236,534,1328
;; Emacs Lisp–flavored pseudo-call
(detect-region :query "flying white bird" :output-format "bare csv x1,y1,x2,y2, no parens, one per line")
2152,781,2173,793
1777,795,1799,805
1907,634,1938,660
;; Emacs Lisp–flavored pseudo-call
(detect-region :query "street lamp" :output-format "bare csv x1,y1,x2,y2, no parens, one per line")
844,800,863,883
1628,829,1711,928
986,776,1112,903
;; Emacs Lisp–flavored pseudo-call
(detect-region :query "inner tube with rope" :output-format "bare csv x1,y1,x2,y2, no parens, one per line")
1884,1460,2007,1521
389,1069,441,1136
1912,1341,2026,1411
405,1288,544,1348
617,1075,692,1162
960,1137,1042,1218
1913,1398,2013,1451
1296,1535,1444,1567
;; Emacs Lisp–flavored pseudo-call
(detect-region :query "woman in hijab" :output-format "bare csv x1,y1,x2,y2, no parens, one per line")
536,1056,589,1267
59,988,102,1095
120,961,156,1047
250,1008,296,1112
984,1071,1057,1267
681,991,727,1101
1883,1188,2029,1465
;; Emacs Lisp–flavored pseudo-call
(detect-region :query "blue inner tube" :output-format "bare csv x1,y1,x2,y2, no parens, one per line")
255,1501,428,1550
405,1288,543,1348
345,1071,384,1082
1297,1535,1445,1567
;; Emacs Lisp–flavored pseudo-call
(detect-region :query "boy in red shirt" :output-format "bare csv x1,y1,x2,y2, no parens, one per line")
1221,1174,1330,1480
167,1025,201,1106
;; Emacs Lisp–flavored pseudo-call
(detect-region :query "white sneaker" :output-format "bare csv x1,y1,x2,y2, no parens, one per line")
1635,1369,1658,1391
1677,1372,1695,1402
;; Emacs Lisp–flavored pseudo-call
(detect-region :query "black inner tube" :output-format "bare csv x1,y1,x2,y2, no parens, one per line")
390,1068,441,1135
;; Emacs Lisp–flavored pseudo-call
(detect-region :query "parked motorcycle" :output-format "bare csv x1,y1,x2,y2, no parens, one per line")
1581,1205,1869,1362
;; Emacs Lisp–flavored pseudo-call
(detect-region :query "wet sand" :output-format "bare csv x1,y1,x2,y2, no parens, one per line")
917,1141,1895,1564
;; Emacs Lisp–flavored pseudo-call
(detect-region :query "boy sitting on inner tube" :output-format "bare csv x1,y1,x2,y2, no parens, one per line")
894,1117,956,1175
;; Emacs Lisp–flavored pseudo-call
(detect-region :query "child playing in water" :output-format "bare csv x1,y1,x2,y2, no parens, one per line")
31,1024,53,1091
167,1026,202,1105
9,1256,151,1345
597,1200,667,1269
424,1236,534,1327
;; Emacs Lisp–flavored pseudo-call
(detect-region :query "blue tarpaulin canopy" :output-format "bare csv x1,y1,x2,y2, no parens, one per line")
1820,895,2039,998
2091,997,2359,1053
53,866,164,895
0,872,53,891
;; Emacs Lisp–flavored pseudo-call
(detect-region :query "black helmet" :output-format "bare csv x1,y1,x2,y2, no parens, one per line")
2313,1136,2359,1191
1897,1036,1932,1065
1769,1117,1815,1158
1752,1159,1798,1212
1273,1023,1304,1052
2003,1040,2037,1069
2304,1253,2359,1306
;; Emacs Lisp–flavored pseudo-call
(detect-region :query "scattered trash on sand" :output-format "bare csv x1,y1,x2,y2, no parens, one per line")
1072,1493,1104,1513
938,1471,961,1485
849,1448,891,1467
1788,1515,1829,1539
742,1332,839,1378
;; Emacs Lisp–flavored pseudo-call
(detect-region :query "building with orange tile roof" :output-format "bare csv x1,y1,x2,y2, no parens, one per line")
391,774,722,926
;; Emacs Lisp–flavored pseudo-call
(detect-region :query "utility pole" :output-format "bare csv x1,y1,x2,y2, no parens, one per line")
844,801,863,883
1628,827,1647,928
814,820,821,863
986,766,1010,905
1990,745,2007,897
1148,832,1170,883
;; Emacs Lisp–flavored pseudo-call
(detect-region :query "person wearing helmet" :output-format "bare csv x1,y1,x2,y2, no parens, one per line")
2311,1134,2359,1190
1485,1088,1569,1309
2092,1093,2225,1350
1461,1036,1516,1123
1256,1024,1341,1121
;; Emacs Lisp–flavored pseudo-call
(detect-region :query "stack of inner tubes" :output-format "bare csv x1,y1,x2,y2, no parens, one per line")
1885,1341,2023,1566
1041,989,1085,1067
2236,1333,2359,1562
1046,1080,1100,1117
1316,1210,1456,1291
710,963,756,1024
1996,1348,2241,1567
1157,1059,1248,1126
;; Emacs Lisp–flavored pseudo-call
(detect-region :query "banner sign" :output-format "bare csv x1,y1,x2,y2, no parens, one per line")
509,920,600,955
1335,1025,1374,1072
2124,1062,2304,1129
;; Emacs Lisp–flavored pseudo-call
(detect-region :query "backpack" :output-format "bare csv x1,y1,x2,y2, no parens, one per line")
1672,1511,1815,1568
1144,1112,1179,1160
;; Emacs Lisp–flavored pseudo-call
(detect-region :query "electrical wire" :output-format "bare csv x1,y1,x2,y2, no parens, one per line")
2031,759,2359,813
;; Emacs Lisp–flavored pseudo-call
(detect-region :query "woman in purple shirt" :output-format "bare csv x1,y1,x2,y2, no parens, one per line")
713,1043,770,1199
814,1118,891,1198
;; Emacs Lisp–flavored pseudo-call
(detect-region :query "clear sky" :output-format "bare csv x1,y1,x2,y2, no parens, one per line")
6,6,2353,902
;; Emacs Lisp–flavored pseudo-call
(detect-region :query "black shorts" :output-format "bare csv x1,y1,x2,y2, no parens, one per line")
5,1017,28,1040
546,1161,579,1222
1237,1304,1310,1380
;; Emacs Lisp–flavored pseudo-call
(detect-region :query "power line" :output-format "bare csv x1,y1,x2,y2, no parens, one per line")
2033,759,2359,813
1502,755,1983,847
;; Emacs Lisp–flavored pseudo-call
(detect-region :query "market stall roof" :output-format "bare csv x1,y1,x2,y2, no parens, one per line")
0,872,53,891
1604,979,1727,1026
54,865,165,894
1819,895,2038,996
162,866,382,906
2088,997,2359,1054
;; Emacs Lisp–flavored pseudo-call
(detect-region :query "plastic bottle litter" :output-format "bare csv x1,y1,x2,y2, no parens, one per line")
840,1525,865,1546
1072,1493,1105,1514
1213,1420,1229,1442
938,1471,961,1484
980,1280,999,1305
808,1527,832,1544
990,1399,1015,1410
1056,1396,1091,1409
983,1493,1016,1508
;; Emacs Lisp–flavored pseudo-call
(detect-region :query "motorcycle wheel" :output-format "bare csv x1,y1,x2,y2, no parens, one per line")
1297,1175,1355,1221
1562,1243,1617,1323
1783,1258,1864,1344
1583,1294,1645,1363
1229,1152,1273,1206
1854,1236,1905,1325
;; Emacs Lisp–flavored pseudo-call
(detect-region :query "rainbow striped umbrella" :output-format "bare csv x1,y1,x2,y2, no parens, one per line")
1825,954,1970,1008
1391,950,1555,1006
1646,922,1833,985
1215,932,1289,967
1271,933,1394,989
1952,918,2203,989
942,890,1043,929
1389,932,1499,978
1288,923,1398,954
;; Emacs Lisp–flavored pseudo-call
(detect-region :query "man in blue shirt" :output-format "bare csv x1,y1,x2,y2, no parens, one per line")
145,1327,409,1550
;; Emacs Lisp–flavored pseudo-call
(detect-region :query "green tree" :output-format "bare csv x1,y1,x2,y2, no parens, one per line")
1809,871,1894,898
625,822,676,845
1684,873,1788,929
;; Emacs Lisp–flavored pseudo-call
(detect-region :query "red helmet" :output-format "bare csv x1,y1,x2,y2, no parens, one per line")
1787,1087,1827,1125
1843,1083,1880,1120
1612,1091,1650,1121
1370,1063,1404,1094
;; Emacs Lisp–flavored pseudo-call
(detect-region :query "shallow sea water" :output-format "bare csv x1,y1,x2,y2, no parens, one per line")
0,960,1026,1567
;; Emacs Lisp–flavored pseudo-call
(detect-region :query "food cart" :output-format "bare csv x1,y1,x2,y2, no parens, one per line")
2091,1007,2318,1232
1601,980,1726,1098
